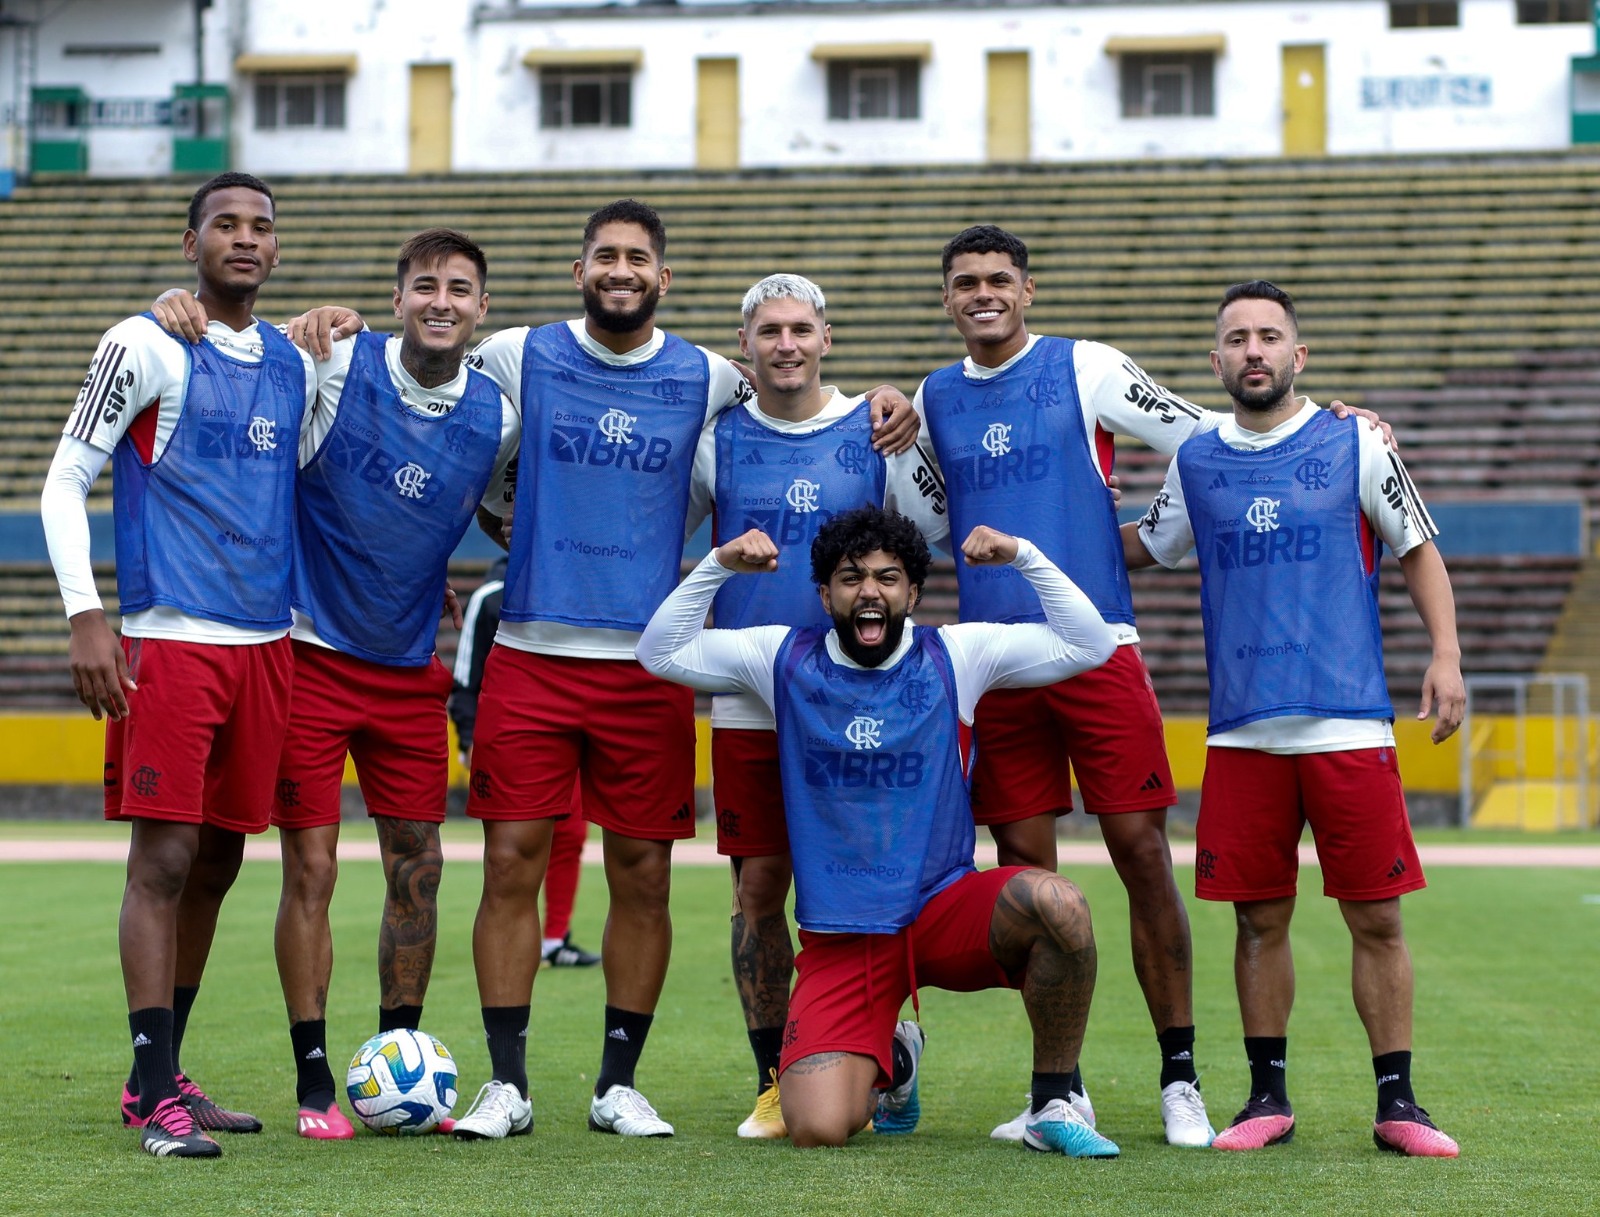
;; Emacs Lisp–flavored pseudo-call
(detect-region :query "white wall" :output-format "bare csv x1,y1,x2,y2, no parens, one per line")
0,0,1592,177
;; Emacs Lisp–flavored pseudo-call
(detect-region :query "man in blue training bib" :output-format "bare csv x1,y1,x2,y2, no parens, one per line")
638,505,1124,1156
1123,279,1463,1159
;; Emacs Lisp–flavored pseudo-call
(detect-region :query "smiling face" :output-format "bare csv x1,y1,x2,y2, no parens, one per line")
394,252,488,366
183,185,279,299
819,548,920,668
1212,296,1307,415
575,220,669,338
739,295,831,411
942,250,1035,367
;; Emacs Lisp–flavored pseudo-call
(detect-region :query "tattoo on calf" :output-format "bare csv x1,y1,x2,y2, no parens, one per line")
376,819,443,1009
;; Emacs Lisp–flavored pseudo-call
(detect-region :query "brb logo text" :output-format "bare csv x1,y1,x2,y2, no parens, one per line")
550,406,674,473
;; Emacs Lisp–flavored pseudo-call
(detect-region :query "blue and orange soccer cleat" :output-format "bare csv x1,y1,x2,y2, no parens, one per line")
872,1021,925,1135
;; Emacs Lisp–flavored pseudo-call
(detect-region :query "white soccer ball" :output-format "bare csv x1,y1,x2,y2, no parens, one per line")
346,1029,459,1134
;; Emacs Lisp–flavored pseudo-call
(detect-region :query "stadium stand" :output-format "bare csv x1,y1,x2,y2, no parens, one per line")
3,152,1598,708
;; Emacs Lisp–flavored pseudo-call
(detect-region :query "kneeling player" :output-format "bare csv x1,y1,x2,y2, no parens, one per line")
638,506,1122,1154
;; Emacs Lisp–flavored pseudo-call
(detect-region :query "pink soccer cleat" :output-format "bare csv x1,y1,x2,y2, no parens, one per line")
1374,1101,1459,1158
1212,1095,1295,1151
297,1101,357,1140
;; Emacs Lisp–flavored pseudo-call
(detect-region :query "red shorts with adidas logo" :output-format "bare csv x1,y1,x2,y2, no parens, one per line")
969,643,1176,825
1195,745,1425,903
465,645,696,841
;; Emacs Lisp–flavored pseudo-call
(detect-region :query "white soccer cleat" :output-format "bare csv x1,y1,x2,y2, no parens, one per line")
589,1084,674,1137
451,1081,533,1140
991,1086,1095,1142
1160,1080,1215,1147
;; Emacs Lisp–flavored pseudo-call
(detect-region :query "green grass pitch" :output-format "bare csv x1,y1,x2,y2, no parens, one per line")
2,846,1596,1216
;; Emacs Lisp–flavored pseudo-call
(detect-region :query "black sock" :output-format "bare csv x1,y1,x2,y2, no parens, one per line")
1244,1036,1289,1105
1030,1071,1075,1115
1158,1025,1199,1088
379,1004,423,1033
749,1026,784,1092
129,1007,179,1119
596,1006,653,1097
127,984,201,1096
482,1006,530,1098
290,1019,337,1109
1067,1064,1084,1095
1373,1050,1415,1116
170,984,200,1078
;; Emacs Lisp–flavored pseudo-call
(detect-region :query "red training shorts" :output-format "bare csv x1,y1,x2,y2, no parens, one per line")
272,640,453,830
1195,746,1426,903
466,646,696,841
712,728,788,857
103,635,294,834
779,866,1027,1086
969,643,1176,824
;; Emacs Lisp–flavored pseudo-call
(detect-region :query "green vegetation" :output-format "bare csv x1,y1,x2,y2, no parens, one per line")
3,856,1596,1215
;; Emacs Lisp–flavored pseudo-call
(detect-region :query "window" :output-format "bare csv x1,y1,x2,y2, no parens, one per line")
1388,3,1460,27
539,67,632,129
254,76,345,130
1516,1,1589,21
1119,53,1214,117
826,60,920,121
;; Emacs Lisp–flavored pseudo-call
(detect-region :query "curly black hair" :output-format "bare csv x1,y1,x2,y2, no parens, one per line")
810,505,931,590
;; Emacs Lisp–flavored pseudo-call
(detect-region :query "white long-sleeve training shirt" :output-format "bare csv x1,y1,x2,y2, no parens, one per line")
636,538,1117,722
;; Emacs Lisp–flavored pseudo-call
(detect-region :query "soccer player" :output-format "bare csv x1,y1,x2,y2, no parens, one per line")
453,200,920,1140
1122,280,1462,1157
914,224,1386,1146
270,228,518,1138
638,506,1120,1154
687,274,947,1138
450,557,600,970
40,173,317,1158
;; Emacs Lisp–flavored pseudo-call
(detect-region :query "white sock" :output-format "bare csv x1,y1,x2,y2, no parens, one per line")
542,937,564,954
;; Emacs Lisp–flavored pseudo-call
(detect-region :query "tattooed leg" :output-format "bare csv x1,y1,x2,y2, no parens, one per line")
1099,808,1193,1034
275,822,341,1023
731,854,795,1032
376,818,443,1010
778,1052,881,1148
990,869,1098,1073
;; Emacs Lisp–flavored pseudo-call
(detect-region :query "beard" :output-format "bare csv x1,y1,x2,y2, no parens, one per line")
830,603,910,668
583,281,659,334
1223,361,1296,413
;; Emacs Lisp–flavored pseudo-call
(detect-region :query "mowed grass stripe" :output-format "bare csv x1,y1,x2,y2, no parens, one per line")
2,860,1595,1216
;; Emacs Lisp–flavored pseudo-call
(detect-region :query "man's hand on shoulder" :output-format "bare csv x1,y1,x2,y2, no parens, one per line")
961,525,1019,567
152,288,208,343
716,529,780,574
864,385,919,456
1326,399,1397,451
287,306,364,361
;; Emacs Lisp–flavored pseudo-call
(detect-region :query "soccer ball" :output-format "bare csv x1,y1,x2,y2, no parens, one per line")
346,1029,458,1134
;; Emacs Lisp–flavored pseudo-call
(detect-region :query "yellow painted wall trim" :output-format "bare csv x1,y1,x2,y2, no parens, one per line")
810,42,933,63
234,53,358,74
1104,34,1227,56
0,712,1508,793
522,48,644,68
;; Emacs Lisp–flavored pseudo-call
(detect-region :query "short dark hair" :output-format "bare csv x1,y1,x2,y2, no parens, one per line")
1217,280,1299,334
941,224,1029,278
397,227,488,291
810,506,932,591
583,199,666,260
188,172,274,232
